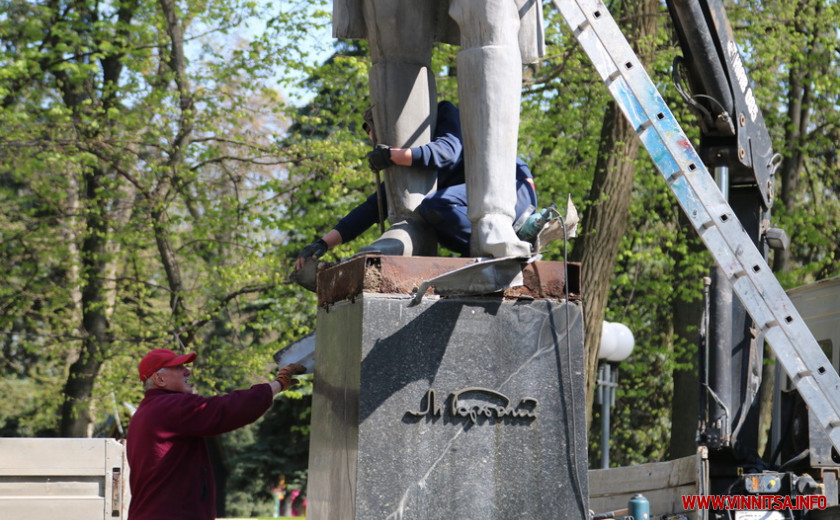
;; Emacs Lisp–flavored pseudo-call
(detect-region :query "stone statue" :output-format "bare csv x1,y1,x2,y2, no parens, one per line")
333,0,544,258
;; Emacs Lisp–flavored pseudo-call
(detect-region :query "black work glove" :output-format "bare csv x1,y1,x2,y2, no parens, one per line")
299,238,328,260
367,144,393,172
276,363,306,391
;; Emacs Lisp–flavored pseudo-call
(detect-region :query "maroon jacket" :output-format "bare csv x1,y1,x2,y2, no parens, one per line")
126,384,274,520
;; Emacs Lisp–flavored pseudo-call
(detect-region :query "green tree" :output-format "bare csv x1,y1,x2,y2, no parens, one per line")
0,0,319,437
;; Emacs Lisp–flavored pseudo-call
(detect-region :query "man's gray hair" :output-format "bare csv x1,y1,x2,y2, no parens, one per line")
142,367,168,390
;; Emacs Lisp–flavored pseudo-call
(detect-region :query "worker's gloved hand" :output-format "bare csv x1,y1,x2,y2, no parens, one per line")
367,144,393,172
276,363,306,391
299,238,328,261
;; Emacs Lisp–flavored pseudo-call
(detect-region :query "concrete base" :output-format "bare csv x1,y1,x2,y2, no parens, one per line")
306,258,589,520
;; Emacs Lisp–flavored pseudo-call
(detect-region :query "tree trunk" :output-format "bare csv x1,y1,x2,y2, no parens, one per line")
153,0,194,347
54,0,139,436
669,228,704,458
60,167,111,437
573,100,640,428
570,0,658,429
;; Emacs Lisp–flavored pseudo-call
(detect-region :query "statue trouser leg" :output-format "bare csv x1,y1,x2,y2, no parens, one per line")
449,0,532,258
358,0,438,256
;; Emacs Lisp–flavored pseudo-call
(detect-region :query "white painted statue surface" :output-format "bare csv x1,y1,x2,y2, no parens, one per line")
334,0,544,258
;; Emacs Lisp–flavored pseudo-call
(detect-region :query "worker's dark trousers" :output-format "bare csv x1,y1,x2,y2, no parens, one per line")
418,179,536,256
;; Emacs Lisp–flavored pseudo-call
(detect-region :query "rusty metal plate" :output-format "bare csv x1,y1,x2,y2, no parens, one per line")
317,254,581,307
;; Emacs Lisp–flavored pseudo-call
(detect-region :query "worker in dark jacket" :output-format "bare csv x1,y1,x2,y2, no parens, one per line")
295,101,536,264
126,348,304,520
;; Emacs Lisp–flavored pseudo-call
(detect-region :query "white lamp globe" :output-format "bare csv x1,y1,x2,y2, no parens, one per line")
606,322,635,362
599,321,618,360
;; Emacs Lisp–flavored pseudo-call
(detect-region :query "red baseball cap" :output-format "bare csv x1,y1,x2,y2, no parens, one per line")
138,348,197,382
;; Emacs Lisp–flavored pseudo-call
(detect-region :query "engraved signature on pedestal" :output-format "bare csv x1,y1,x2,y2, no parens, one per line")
407,387,538,424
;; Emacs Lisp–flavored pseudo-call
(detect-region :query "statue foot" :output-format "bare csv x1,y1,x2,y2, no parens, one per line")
358,220,438,257
471,214,533,258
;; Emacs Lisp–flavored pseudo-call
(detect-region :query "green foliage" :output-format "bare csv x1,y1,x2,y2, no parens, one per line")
0,0,330,508
520,5,612,233
0,0,320,432
224,392,312,517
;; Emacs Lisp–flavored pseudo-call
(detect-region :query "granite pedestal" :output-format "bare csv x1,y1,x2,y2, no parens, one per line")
306,256,589,520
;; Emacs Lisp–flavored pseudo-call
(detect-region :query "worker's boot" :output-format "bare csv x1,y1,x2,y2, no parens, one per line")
358,60,438,256
451,0,532,258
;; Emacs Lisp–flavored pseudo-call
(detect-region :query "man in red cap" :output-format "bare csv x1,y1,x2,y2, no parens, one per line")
126,348,305,520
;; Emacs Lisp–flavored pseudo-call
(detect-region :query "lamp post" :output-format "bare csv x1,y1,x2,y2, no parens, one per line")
597,321,635,468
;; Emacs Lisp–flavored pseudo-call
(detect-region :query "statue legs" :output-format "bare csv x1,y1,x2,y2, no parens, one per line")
358,0,438,256
449,0,532,258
